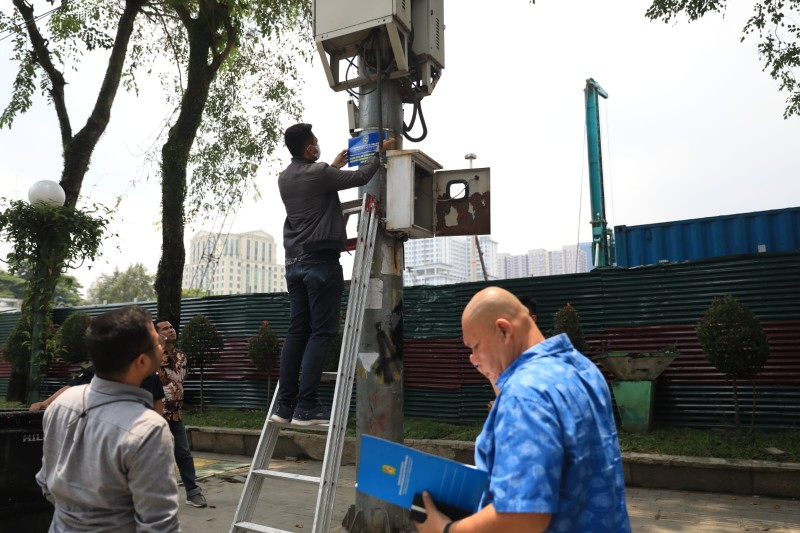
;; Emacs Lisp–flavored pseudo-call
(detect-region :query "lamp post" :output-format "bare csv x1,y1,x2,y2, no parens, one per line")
26,180,66,405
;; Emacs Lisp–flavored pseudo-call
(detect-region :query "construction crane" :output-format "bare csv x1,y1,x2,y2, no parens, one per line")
584,78,616,268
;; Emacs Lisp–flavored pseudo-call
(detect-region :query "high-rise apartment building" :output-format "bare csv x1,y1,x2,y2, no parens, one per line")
406,238,593,286
468,235,501,281
403,236,469,286
183,230,286,295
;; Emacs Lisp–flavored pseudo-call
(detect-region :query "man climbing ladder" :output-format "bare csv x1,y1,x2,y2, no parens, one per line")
230,192,380,533
273,123,395,426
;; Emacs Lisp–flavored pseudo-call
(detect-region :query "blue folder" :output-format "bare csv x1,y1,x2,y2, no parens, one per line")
356,435,488,518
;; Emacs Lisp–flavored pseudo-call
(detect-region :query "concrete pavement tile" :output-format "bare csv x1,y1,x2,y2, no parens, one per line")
183,452,800,533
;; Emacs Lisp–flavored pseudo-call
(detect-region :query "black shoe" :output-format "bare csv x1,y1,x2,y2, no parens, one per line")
292,403,331,426
270,403,294,423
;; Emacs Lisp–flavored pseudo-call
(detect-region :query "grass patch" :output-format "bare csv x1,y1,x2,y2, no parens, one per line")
618,426,800,462
184,407,267,430
184,407,800,463
0,400,25,409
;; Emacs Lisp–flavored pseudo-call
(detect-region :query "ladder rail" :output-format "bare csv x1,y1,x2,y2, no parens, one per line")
230,194,380,533
230,381,284,532
313,195,379,532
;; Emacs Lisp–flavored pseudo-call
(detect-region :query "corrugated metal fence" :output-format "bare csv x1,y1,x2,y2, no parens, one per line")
1,251,799,428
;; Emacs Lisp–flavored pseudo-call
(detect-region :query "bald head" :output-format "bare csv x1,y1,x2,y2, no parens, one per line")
461,287,545,383
462,287,529,332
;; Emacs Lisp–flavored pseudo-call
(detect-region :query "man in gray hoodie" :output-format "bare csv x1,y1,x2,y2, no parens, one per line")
273,123,394,425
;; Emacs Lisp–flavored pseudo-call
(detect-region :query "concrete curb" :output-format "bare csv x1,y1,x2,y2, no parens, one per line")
185,426,800,499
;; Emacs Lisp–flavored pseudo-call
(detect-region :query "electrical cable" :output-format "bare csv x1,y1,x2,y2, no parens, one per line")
601,97,616,231
403,94,427,142
0,3,67,43
576,120,587,272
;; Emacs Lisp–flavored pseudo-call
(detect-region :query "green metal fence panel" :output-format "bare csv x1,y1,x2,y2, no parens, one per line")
403,252,800,338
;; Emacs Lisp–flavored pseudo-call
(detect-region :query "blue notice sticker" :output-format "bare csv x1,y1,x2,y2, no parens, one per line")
347,131,387,167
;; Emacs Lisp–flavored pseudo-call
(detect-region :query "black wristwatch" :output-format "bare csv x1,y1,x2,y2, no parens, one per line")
443,521,454,533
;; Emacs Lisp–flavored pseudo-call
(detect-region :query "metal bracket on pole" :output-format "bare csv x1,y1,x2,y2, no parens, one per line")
316,20,410,94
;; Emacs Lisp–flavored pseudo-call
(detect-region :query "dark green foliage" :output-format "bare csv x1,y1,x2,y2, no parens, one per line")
248,321,281,372
323,331,343,373
0,199,109,401
248,320,281,403
696,295,769,430
645,0,800,118
87,263,155,304
3,314,55,386
551,303,587,353
178,314,224,412
4,317,33,376
56,312,91,364
696,296,769,379
0,267,83,306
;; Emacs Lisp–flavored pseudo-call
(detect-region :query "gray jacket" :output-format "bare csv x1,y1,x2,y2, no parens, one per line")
36,377,180,533
279,154,381,258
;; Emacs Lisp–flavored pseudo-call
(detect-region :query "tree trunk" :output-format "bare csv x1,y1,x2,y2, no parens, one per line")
8,0,144,404
749,379,757,435
200,365,205,414
267,373,273,408
732,378,741,430
155,2,236,331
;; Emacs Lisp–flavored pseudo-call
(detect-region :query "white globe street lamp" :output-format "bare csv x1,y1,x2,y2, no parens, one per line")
28,180,66,207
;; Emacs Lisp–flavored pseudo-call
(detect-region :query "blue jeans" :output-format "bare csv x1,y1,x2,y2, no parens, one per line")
278,251,344,411
168,419,201,497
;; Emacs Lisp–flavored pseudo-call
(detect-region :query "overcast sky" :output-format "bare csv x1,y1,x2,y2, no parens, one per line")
1,0,799,294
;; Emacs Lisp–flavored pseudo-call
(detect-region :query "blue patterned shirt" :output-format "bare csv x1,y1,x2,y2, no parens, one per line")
475,334,631,532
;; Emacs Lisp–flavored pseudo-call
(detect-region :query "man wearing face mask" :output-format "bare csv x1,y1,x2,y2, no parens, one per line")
274,123,395,425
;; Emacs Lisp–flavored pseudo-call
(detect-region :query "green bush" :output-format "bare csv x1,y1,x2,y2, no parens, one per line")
178,314,224,412
696,295,769,431
248,320,281,403
56,312,91,364
551,303,587,353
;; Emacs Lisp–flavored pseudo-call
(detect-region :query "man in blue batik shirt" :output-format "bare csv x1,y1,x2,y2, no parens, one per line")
415,287,631,533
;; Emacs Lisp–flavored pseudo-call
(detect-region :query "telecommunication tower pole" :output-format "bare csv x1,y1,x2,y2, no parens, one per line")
353,36,406,532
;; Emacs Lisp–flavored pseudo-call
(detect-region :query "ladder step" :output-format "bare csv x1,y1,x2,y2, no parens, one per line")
321,371,337,383
233,522,293,533
253,469,320,484
341,199,363,215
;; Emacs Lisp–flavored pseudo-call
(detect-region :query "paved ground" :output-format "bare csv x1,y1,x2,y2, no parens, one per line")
180,452,800,533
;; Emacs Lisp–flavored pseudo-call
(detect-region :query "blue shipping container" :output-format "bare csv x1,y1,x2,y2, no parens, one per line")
614,206,800,267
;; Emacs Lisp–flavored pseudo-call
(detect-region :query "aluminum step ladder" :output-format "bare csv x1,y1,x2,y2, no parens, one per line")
230,194,380,533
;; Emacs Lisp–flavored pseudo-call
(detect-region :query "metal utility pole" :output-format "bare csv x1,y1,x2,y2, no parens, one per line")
584,78,615,268
465,153,488,281
353,36,406,533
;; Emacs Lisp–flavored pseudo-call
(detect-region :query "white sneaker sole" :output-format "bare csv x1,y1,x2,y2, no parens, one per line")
291,418,328,426
270,414,292,423
185,500,207,508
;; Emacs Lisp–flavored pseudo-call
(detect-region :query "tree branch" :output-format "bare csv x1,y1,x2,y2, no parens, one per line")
209,3,237,72
61,0,146,207
12,0,71,146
